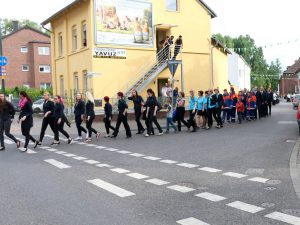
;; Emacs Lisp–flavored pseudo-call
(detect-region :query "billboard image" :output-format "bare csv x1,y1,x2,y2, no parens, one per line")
95,0,153,47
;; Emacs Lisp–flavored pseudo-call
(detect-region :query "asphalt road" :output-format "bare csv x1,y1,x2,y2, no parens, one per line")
0,102,300,225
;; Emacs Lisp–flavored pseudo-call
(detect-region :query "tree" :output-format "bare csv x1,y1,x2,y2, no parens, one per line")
0,18,49,36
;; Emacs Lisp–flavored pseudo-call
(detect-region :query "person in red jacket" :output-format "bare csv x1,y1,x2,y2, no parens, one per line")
236,98,245,124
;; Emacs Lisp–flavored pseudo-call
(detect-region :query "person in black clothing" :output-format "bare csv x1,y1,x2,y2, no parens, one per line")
144,89,163,137
103,96,115,138
128,89,145,134
172,35,183,60
18,91,38,152
85,92,100,142
111,92,132,138
215,88,223,128
52,96,73,146
74,94,87,141
34,92,55,148
254,86,261,119
260,87,268,118
267,88,273,115
176,91,190,132
0,94,21,151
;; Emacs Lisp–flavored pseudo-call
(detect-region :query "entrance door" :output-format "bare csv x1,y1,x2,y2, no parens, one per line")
156,30,167,53
157,78,169,97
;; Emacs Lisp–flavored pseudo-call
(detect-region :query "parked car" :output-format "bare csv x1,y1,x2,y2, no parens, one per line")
273,93,279,105
10,98,21,112
293,94,300,109
32,99,44,113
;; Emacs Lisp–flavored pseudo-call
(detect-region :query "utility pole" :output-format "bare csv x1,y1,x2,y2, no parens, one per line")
0,19,5,94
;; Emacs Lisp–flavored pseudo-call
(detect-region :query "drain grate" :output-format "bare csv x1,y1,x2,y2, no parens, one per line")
264,187,276,191
266,180,282,185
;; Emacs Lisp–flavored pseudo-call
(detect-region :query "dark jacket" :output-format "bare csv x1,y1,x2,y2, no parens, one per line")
216,93,223,108
104,102,112,118
1,101,15,121
54,103,65,120
267,92,273,102
145,96,158,112
74,100,85,117
85,101,95,117
43,100,55,118
128,96,144,112
19,101,33,127
255,91,262,104
118,99,128,115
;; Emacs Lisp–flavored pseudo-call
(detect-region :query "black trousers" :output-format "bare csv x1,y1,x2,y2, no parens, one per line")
135,110,144,133
268,102,272,115
212,108,221,126
104,118,115,134
113,114,131,137
0,119,18,147
189,110,197,131
147,111,162,134
238,112,243,123
75,115,87,137
217,107,223,126
54,120,70,141
39,117,55,142
21,123,36,149
86,115,98,138
207,108,213,128
176,107,189,131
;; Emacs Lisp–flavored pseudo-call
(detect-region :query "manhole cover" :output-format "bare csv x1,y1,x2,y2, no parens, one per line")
266,180,282,185
262,202,275,208
177,182,196,189
282,209,300,215
245,168,265,175
264,187,276,191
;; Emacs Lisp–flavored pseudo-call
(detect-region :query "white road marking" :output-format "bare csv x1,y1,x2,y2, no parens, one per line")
195,192,227,202
167,185,195,193
110,168,130,174
130,153,145,157
117,150,132,154
60,138,68,141
26,149,37,154
265,211,300,224
177,217,210,225
126,173,149,180
248,177,269,183
177,163,199,168
96,164,113,168
227,201,265,213
45,148,57,152
278,121,296,124
199,167,222,173
87,144,97,147
223,172,248,178
96,146,107,149
63,153,77,157
145,179,170,186
104,148,119,152
4,140,14,144
88,179,135,198
73,156,88,160
84,160,100,165
44,159,71,169
160,159,178,164
55,151,67,155
143,156,161,161
40,146,51,149
286,140,297,143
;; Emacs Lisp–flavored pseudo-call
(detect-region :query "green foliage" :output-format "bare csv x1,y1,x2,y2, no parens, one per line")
5,87,53,101
214,34,282,91
0,18,49,36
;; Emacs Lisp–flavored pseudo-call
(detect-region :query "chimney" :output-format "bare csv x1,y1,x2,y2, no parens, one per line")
12,20,19,32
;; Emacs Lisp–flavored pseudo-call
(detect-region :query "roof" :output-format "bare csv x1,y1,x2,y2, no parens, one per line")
41,0,216,25
211,36,231,54
2,25,50,40
283,58,300,75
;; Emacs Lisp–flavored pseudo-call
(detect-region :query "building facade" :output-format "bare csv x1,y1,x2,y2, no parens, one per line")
2,25,52,89
42,0,232,101
279,58,300,96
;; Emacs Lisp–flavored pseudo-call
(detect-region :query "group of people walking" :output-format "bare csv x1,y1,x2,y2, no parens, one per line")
0,85,274,151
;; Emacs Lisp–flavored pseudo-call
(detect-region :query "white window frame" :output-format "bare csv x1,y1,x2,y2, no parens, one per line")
22,64,29,72
166,0,179,11
72,26,78,51
39,65,51,73
20,46,28,53
82,22,87,47
38,46,50,55
74,73,79,93
40,83,51,90
58,33,63,56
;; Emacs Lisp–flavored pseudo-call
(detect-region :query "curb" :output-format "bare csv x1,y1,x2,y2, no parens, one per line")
290,137,300,200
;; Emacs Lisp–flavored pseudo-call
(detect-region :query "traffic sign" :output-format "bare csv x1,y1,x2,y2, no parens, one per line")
168,61,179,77
0,56,8,66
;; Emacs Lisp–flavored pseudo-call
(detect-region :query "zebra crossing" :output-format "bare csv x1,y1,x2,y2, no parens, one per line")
2,136,300,225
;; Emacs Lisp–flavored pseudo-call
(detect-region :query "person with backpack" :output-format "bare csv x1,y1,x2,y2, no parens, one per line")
188,90,197,132
144,89,163,137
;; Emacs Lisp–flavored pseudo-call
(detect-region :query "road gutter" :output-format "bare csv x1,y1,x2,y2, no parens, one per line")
290,137,300,200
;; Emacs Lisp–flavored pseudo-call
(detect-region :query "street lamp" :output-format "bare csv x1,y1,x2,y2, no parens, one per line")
85,71,102,93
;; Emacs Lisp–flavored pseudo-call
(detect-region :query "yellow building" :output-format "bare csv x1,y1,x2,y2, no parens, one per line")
42,0,227,102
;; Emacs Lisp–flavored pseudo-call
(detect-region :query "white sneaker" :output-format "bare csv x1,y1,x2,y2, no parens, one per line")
74,136,83,141
145,134,150,137
157,132,164,136
104,134,110,138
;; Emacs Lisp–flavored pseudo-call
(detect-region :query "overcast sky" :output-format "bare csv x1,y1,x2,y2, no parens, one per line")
1,0,300,70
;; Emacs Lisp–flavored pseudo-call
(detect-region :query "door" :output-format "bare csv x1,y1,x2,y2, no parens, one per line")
157,78,169,97
156,30,167,53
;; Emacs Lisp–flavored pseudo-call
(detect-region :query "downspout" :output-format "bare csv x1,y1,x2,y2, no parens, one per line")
210,39,218,89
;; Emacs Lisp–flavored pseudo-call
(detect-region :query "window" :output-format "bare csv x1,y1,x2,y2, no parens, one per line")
74,73,79,93
58,33,63,56
83,71,87,91
166,0,178,11
22,64,29,72
38,47,50,55
20,46,28,53
60,76,64,97
82,22,87,47
23,84,30,88
40,83,51,89
72,26,77,51
39,65,51,73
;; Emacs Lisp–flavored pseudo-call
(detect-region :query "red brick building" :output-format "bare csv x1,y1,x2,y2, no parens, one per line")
2,25,52,89
280,58,300,96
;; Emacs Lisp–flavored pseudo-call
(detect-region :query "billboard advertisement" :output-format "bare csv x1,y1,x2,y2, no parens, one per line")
94,0,153,47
